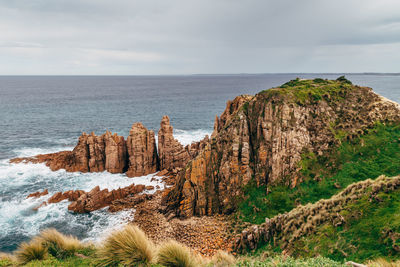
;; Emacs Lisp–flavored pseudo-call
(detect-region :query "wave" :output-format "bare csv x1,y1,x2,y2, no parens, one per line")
1,128,209,252
0,159,165,252
173,129,211,146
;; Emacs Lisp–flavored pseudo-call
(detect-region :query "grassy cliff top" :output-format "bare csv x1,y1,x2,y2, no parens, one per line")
258,76,358,106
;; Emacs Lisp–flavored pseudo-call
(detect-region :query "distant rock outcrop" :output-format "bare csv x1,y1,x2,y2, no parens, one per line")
10,118,199,177
162,78,400,218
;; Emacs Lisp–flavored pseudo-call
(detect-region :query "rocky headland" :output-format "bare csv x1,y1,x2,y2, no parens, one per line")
12,77,400,260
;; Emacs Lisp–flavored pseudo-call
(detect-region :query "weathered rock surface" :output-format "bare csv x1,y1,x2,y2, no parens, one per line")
11,118,195,177
27,189,49,199
126,123,158,177
163,79,400,218
158,116,190,171
68,183,146,213
47,190,86,204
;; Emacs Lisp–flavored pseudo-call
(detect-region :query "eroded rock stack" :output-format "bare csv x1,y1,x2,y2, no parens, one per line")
158,116,190,171
126,122,158,177
11,116,199,178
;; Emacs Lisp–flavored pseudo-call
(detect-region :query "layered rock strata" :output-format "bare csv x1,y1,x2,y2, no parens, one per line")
31,184,147,213
163,79,400,218
126,122,158,177
68,183,145,213
158,116,190,171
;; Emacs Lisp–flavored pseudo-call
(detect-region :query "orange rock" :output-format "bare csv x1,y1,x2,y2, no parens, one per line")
126,123,158,177
27,189,48,198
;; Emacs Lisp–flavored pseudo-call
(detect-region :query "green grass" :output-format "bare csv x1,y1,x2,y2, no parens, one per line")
289,186,400,263
259,77,353,106
236,255,346,267
239,123,400,224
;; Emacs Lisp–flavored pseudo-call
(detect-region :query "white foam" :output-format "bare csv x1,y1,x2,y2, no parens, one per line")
173,129,211,146
1,127,209,250
13,146,75,158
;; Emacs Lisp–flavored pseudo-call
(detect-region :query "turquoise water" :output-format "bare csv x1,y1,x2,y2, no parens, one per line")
0,74,399,252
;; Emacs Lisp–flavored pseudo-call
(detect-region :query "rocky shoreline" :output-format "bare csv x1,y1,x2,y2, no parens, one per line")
10,78,400,258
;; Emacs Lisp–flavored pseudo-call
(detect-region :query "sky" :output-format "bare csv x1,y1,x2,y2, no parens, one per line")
0,0,399,75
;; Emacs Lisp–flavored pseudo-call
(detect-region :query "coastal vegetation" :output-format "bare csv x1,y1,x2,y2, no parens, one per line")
239,123,400,224
0,226,349,266
4,78,400,266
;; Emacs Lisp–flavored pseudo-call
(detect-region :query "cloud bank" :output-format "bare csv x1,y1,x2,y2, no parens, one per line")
0,0,399,74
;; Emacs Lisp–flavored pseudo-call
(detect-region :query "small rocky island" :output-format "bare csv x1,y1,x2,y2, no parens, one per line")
11,77,400,260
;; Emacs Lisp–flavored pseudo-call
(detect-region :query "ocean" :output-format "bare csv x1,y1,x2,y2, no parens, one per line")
1,74,400,252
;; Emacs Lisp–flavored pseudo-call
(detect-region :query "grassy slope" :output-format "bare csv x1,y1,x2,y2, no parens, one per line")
239,123,400,224
290,183,400,262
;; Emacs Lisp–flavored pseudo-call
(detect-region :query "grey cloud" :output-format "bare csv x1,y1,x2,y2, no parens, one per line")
0,0,399,74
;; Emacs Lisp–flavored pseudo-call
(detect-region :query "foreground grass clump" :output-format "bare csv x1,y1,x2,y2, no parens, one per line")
157,240,198,267
97,224,155,266
39,228,83,259
15,238,48,265
209,250,236,267
239,123,400,224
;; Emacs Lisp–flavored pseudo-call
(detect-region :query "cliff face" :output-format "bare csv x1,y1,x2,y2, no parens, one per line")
163,78,400,218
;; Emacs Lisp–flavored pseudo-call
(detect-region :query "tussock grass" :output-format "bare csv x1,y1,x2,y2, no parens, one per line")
97,224,155,266
39,228,83,259
15,238,48,264
157,240,198,267
209,250,236,266
367,258,400,267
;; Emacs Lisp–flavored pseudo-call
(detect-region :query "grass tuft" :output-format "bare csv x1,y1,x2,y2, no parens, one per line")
210,250,236,266
39,228,83,259
367,257,400,267
15,238,48,265
157,240,198,267
97,224,154,266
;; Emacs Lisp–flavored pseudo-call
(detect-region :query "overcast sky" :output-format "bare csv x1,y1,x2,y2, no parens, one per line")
0,0,399,75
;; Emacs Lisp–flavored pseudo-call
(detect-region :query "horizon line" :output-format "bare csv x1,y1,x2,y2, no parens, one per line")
0,72,399,77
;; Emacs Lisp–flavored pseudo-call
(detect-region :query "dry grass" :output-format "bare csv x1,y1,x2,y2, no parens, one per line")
97,224,155,266
15,237,48,264
157,240,199,267
209,250,236,266
367,258,400,267
0,252,15,263
39,228,83,259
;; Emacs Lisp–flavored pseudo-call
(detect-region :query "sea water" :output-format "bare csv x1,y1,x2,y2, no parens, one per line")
1,74,399,252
